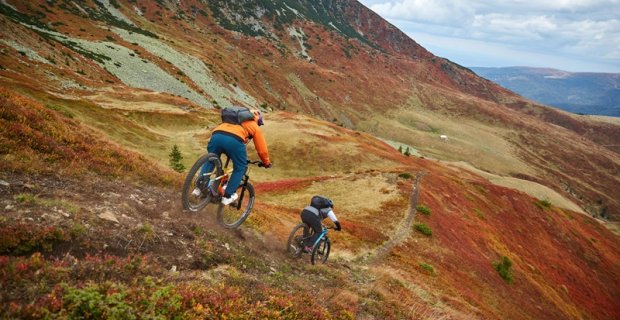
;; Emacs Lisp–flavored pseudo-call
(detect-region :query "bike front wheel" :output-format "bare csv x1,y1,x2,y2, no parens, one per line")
311,238,331,265
286,223,310,258
182,153,222,212
217,182,255,229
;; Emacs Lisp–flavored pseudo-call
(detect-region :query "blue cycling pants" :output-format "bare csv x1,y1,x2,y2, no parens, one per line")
200,133,247,197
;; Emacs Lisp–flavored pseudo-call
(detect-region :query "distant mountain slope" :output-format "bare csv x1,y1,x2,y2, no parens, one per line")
471,67,620,116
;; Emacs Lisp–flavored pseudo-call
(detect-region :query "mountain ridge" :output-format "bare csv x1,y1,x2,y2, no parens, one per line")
471,66,620,117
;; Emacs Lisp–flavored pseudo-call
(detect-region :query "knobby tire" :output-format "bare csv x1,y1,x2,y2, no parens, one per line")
286,223,310,258
311,238,330,265
181,153,222,212
216,182,255,229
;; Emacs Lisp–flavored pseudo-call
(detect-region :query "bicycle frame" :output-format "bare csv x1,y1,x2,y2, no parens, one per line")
208,156,253,210
183,152,259,218
311,228,329,248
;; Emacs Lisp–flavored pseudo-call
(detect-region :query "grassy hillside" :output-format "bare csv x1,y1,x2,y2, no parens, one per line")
2,89,619,319
0,87,177,185
1,0,619,221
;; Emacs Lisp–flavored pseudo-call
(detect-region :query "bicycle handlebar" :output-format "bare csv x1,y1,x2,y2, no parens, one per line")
248,160,272,168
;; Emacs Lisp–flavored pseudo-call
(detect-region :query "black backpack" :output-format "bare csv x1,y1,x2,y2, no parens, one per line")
221,106,254,125
310,195,333,210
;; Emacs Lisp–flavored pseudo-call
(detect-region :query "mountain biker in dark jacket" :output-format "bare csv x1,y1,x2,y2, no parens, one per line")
301,195,341,252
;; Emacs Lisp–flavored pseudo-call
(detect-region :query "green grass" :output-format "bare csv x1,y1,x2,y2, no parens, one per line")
14,194,79,214
535,198,552,210
137,223,155,241
39,95,216,169
474,208,485,219
192,225,204,237
45,104,75,118
15,193,37,203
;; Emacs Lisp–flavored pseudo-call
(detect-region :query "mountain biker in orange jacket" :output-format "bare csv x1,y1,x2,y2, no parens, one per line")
198,108,272,205
301,195,341,252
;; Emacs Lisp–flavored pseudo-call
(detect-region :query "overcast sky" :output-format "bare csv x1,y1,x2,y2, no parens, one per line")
358,0,620,73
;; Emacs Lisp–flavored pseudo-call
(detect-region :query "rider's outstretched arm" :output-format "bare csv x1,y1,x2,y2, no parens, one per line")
327,210,341,231
243,121,271,166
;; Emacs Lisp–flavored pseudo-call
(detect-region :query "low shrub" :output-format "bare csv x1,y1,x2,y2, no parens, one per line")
398,172,412,179
0,223,68,254
416,204,431,215
418,263,435,275
413,223,432,236
493,256,513,283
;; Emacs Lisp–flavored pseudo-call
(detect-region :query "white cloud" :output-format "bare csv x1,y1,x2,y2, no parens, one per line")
472,14,558,41
409,31,616,72
368,0,474,26
502,0,616,12
359,0,620,72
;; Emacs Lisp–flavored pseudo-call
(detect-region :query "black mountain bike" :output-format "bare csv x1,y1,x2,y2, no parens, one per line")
286,223,331,264
181,153,261,229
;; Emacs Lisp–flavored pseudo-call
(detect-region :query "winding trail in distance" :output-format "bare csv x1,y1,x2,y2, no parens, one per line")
360,171,426,265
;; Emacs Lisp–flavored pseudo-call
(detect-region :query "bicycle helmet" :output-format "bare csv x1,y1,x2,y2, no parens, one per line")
251,109,264,126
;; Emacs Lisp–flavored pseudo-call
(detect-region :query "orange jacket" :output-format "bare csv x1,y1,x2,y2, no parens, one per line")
213,119,271,165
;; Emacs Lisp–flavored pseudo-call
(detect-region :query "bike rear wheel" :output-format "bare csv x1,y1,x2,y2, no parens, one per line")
311,238,330,265
216,182,255,229
286,223,310,258
182,153,222,212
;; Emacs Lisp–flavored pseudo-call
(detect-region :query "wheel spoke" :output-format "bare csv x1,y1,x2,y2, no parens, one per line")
182,154,222,212
217,183,254,228
286,224,309,258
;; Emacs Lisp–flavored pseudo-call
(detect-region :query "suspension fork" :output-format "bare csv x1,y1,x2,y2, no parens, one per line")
234,171,250,210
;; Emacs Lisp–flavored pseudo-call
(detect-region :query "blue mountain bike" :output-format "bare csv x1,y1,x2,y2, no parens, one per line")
286,223,331,264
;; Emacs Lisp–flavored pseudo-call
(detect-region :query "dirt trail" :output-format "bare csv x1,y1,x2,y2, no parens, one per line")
1,168,427,274
359,172,426,265
0,172,249,271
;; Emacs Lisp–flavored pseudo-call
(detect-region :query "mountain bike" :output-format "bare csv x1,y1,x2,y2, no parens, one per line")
286,223,331,264
181,153,262,229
